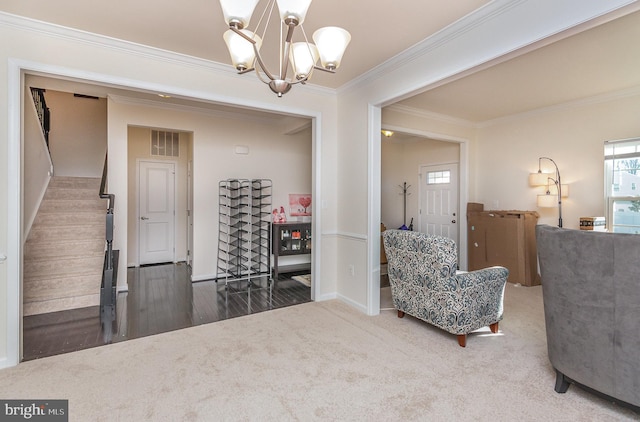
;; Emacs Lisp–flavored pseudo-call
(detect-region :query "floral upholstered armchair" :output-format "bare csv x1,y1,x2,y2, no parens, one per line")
382,229,508,347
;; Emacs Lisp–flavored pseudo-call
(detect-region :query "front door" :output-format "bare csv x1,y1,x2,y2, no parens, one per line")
419,163,459,244
138,160,176,265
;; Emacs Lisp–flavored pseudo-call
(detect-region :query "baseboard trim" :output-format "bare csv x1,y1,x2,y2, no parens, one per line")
336,293,367,314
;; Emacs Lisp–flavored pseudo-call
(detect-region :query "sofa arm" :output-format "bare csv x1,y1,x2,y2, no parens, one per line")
455,266,509,287
453,266,508,310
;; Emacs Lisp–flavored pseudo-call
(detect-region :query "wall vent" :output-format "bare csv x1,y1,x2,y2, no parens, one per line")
151,130,179,157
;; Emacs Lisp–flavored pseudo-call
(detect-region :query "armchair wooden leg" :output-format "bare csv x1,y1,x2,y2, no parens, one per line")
397,310,405,318
490,322,499,333
457,334,467,347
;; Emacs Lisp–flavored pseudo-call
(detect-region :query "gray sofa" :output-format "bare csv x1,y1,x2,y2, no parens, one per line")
536,225,640,410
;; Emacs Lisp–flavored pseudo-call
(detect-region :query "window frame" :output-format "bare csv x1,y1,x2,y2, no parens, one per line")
604,138,640,233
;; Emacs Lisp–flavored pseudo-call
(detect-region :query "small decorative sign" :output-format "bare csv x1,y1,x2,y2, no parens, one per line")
289,194,312,217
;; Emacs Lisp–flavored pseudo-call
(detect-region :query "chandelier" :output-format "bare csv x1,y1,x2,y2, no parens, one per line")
218,0,351,97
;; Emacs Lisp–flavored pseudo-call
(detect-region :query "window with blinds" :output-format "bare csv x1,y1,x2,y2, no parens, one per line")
604,138,640,233
151,130,180,157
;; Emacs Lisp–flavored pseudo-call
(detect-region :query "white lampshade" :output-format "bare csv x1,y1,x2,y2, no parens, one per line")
529,172,552,186
289,42,319,79
223,30,262,71
276,0,312,24
219,0,259,28
537,194,558,208
313,27,351,70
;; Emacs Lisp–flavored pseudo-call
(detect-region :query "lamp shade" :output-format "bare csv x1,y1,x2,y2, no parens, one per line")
313,27,351,70
537,194,558,208
290,42,319,80
219,0,259,28
276,0,312,24
223,29,262,71
529,172,552,186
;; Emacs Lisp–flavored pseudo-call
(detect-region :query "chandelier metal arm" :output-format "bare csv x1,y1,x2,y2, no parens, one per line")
313,65,336,74
218,0,351,96
279,22,297,82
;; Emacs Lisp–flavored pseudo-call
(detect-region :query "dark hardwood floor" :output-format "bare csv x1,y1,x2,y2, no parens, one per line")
22,263,311,361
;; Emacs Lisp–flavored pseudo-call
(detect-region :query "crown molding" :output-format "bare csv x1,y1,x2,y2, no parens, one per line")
385,104,477,128
339,0,640,98
338,0,528,95
108,94,284,126
477,85,640,128
0,11,337,99
387,85,640,130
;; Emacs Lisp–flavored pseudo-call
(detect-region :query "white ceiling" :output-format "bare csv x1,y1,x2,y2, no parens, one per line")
3,1,640,123
394,9,640,124
0,0,489,89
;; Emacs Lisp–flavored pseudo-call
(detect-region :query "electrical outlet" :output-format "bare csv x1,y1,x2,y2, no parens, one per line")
348,264,355,277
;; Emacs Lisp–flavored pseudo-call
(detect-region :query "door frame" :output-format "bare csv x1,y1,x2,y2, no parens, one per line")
186,159,193,268
135,158,178,266
370,115,470,316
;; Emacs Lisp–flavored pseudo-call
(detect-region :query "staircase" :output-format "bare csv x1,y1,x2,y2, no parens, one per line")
24,176,107,316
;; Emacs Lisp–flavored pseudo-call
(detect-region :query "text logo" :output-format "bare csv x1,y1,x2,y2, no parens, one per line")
0,400,67,422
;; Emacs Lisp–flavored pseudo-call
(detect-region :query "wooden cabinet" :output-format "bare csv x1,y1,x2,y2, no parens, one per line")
467,210,540,286
272,222,311,280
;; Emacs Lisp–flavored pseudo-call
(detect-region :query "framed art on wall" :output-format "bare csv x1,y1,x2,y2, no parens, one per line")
289,194,312,217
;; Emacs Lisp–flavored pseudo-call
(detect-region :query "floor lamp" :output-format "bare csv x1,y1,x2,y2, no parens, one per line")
529,157,566,228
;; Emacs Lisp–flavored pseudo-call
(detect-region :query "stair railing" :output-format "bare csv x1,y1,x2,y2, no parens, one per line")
30,88,50,150
99,155,118,326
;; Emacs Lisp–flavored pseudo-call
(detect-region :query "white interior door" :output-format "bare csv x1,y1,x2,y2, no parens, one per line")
419,163,459,243
139,160,176,265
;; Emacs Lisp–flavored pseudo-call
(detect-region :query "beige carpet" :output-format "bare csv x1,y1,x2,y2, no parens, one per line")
1,284,637,421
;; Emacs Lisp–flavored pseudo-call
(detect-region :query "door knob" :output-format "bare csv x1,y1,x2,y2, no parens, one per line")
0,253,6,263
141,216,149,220
451,219,457,223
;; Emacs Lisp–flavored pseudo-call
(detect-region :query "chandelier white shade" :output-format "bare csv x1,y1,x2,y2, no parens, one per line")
218,0,351,97
219,0,259,29
290,42,319,79
313,27,351,70
223,29,262,71
276,0,312,24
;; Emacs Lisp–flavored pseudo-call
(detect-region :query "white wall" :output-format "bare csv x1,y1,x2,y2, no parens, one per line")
1,1,637,367
23,88,52,238
335,0,638,315
46,90,107,177
381,137,459,231
0,13,339,368
127,126,191,266
474,93,640,229
111,98,312,286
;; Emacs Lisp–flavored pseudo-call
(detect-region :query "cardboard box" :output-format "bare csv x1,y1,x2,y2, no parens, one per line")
467,208,540,286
